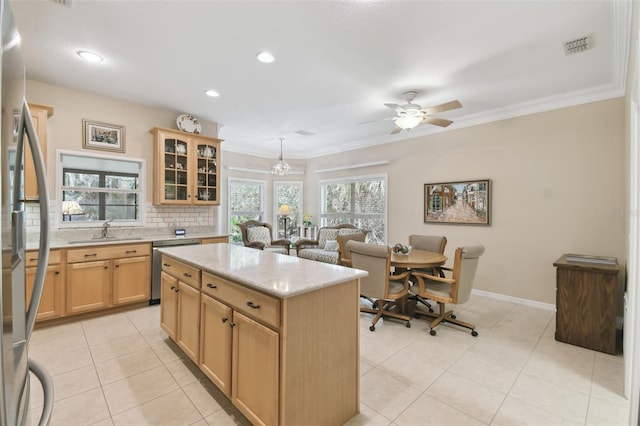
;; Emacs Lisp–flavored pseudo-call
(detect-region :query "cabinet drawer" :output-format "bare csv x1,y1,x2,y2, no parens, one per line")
202,272,279,329
26,249,61,267
161,255,200,289
67,243,151,263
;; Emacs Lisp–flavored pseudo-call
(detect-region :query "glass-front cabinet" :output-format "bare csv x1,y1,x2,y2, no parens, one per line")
150,127,222,205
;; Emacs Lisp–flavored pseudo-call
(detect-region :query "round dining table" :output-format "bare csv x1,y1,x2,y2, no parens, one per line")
390,249,447,269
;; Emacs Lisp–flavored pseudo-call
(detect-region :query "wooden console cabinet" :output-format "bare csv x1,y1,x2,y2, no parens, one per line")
554,254,619,354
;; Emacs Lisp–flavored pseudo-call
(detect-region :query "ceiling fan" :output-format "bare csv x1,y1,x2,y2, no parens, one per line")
384,91,462,135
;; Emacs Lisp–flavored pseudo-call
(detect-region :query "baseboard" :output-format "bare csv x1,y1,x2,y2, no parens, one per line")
471,289,556,312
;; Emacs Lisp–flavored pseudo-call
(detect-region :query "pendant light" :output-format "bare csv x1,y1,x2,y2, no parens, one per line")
271,137,292,175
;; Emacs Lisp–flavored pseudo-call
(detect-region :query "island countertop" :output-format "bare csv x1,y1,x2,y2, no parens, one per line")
159,243,367,298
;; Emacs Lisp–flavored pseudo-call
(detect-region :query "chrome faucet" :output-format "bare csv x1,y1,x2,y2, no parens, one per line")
101,219,113,238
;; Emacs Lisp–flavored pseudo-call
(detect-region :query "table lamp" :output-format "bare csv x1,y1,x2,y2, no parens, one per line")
278,204,292,240
62,200,85,221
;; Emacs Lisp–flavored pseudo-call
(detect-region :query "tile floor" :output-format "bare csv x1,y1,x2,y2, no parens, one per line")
25,294,629,425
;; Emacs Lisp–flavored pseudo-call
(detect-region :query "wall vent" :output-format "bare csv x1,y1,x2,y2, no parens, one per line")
295,130,315,136
563,34,593,55
49,0,73,7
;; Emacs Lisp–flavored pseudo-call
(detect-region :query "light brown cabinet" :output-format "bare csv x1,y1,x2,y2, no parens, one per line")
25,103,53,201
26,249,63,320
160,255,201,363
149,127,221,206
201,236,229,245
66,243,151,315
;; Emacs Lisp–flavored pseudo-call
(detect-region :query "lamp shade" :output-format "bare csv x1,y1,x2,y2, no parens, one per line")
394,113,423,130
62,200,85,215
278,204,292,215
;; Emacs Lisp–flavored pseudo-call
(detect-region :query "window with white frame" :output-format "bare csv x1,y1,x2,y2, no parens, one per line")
228,178,265,244
58,150,144,227
274,181,302,241
320,174,387,243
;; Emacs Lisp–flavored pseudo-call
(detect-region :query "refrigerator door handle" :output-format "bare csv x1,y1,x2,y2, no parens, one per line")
20,100,51,341
28,358,53,426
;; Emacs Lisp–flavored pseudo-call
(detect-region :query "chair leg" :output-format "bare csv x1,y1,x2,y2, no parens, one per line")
360,299,411,331
416,302,478,336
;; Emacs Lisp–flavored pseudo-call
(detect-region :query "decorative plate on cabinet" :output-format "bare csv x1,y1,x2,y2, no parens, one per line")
176,114,202,134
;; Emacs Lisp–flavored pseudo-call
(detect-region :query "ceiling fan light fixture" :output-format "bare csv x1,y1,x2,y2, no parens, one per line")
394,113,423,130
256,51,275,63
271,137,292,175
77,50,104,63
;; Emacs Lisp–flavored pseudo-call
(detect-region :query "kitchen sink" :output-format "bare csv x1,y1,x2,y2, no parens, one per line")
68,237,145,244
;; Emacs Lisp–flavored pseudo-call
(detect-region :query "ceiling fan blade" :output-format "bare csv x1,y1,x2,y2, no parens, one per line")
421,100,462,114
384,103,404,113
359,116,395,125
422,116,453,127
390,126,403,135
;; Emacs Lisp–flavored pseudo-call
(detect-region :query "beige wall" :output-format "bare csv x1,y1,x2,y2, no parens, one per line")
29,78,625,306
304,98,626,306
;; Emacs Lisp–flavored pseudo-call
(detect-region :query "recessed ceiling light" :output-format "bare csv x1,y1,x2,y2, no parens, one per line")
205,89,220,97
256,51,275,63
77,50,103,63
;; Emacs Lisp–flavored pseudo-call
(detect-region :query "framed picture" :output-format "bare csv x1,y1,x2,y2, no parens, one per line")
424,179,491,225
82,119,125,153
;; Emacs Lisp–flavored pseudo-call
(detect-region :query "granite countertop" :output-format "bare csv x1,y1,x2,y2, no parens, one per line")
32,232,229,250
159,243,368,298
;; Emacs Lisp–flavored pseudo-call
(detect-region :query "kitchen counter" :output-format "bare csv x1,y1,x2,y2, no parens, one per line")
159,243,367,298
32,232,229,250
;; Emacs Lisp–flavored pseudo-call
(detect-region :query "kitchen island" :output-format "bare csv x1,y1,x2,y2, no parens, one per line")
158,243,367,426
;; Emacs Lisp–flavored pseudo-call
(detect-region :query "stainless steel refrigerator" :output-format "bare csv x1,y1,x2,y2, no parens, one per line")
0,0,53,424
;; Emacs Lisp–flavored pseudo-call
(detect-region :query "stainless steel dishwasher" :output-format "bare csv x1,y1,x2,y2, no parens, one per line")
151,238,201,304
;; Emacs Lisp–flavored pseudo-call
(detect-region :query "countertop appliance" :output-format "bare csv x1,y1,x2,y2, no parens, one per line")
151,238,201,304
1,0,54,424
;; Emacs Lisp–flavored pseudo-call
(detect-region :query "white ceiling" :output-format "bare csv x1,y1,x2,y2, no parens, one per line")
10,0,629,159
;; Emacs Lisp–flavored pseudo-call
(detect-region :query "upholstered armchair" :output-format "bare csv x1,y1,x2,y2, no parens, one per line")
295,224,362,264
238,220,290,255
411,245,485,336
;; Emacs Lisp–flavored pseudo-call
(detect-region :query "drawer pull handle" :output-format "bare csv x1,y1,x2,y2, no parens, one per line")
183,273,192,278
206,283,217,289
125,250,137,254
170,286,176,290
222,317,228,323
55,271,60,275
174,288,180,293
247,301,260,309
29,258,37,262
229,322,236,328
163,263,171,267
84,253,97,257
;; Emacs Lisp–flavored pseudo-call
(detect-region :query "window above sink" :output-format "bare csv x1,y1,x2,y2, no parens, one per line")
57,149,146,229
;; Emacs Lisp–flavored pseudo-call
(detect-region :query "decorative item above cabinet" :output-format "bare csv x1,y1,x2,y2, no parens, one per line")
149,127,222,206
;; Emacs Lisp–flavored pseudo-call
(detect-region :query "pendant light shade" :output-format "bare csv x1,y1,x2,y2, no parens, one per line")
271,137,292,175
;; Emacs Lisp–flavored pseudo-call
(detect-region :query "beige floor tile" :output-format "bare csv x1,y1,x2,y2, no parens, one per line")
90,334,152,364
125,305,161,332
344,402,394,425
32,346,93,376
360,357,376,376
29,333,88,359
141,327,173,345
425,370,505,424
102,365,179,415
203,404,252,426
95,346,163,385
359,333,402,366
182,379,232,418
48,387,111,426
359,367,422,420
377,347,446,391
586,395,630,426
150,337,184,364
90,418,114,426
522,353,593,394
395,393,487,426
165,357,207,387
533,338,596,369
509,372,589,424
590,354,628,406
111,388,203,426
448,351,519,394
31,322,84,345
83,319,140,347
401,336,466,370
465,336,532,372
492,395,583,426
51,365,102,402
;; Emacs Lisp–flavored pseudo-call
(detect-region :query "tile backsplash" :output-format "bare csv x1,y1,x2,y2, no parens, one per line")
26,202,218,243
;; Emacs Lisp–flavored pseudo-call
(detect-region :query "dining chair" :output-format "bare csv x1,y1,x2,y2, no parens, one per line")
238,220,290,255
410,244,485,336
336,232,366,267
407,235,447,312
348,240,411,331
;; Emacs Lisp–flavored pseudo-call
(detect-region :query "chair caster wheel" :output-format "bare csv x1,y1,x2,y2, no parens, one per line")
369,325,376,332
450,314,456,319
430,329,436,336
471,330,478,337
428,308,434,313
405,321,411,328
372,301,378,309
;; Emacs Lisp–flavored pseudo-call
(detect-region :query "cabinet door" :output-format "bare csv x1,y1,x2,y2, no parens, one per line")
26,265,63,320
160,271,179,340
200,294,233,396
160,135,192,204
24,104,53,200
113,256,150,305
232,311,279,426
194,140,219,205
177,281,201,363
66,260,110,314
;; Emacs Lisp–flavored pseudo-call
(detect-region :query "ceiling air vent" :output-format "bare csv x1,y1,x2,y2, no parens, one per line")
295,130,315,136
563,34,593,55
49,0,73,7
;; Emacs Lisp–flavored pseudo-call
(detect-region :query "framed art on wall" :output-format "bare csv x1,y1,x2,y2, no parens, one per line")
82,119,125,153
424,179,491,225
